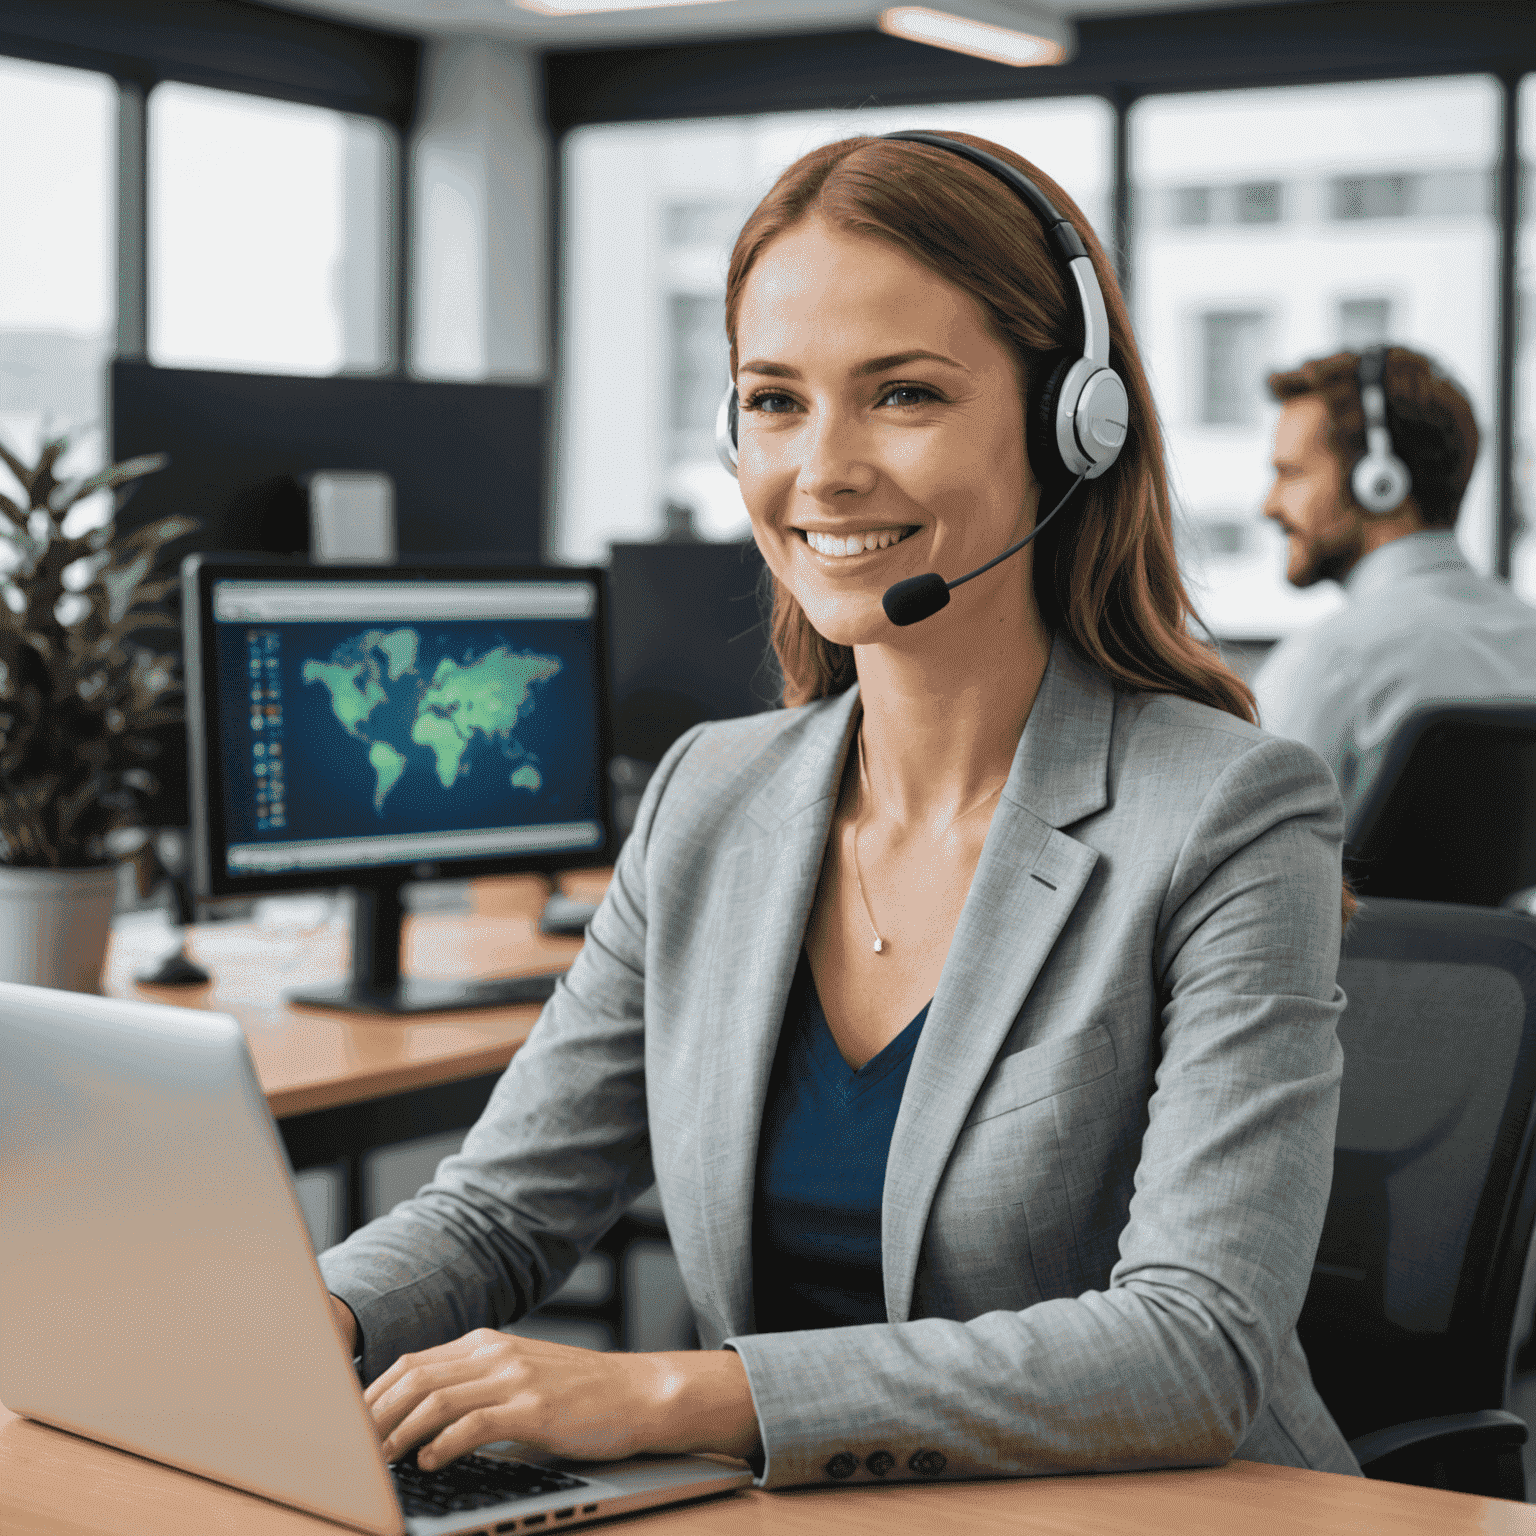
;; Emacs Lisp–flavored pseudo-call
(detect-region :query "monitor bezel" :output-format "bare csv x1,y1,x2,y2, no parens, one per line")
184,555,616,900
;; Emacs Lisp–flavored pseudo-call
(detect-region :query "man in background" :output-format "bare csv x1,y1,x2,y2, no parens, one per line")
1250,345,1536,811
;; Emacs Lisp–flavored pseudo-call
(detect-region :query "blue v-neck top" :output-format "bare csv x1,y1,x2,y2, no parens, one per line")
751,951,932,1333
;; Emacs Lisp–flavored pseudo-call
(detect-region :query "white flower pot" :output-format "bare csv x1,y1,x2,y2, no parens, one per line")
0,864,118,993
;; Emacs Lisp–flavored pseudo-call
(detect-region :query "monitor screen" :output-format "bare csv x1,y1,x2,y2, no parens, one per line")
185,562,611,896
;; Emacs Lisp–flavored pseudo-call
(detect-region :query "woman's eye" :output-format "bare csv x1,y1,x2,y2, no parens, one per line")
879,384,939,408
743,390,798,414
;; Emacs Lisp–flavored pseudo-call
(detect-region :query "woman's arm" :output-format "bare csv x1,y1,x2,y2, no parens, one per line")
316,726,705,1388
723,734,1348,1486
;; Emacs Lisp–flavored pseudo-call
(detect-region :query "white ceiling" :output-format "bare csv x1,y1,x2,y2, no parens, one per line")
258,0,1311,52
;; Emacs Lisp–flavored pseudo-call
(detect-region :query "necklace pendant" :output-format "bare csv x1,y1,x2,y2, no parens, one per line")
872,937,885,953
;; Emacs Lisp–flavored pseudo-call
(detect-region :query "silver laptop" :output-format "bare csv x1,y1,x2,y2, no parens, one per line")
0,983,751,1535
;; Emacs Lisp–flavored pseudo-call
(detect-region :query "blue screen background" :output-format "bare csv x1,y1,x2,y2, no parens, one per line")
214,616,604,850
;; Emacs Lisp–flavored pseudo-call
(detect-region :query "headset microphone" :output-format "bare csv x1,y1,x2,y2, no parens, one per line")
882,473,1087,627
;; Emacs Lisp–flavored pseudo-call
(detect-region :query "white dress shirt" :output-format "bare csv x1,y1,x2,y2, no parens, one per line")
1252,529,1536,813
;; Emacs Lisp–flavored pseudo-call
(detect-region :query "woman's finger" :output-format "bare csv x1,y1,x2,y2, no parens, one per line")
380,1378,518,1464
417,1403,532,1470
370,1351,514,1442
364,1329,510,1411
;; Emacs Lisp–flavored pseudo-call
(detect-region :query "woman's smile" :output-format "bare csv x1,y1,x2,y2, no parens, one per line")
798,525,919,560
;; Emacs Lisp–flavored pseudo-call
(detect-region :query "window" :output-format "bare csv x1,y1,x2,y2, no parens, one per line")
1235,181,1283,224
148,83,393,376
1338,297,1394,351
1132,76,1500,640
557,96,1113,565
1173,186,1212,227
668,293,728,465
0,55,115,473
1331,173,1414,221
1201,311,1271,425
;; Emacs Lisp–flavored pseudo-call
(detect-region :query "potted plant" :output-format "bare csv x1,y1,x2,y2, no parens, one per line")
0,434,192,992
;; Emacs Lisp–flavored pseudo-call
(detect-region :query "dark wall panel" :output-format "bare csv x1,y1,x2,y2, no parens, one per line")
111,361,544,563
0,0,419,123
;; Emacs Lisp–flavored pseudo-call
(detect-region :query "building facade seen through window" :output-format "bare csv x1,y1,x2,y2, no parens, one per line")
148,83,394,376
1131,74,1501,639
0,55,115,497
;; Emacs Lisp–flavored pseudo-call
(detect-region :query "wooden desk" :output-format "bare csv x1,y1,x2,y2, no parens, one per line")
100,870,611,1232
4,1404,1534,1536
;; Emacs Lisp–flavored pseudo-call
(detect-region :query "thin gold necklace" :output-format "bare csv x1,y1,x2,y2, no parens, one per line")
850,721,1007,956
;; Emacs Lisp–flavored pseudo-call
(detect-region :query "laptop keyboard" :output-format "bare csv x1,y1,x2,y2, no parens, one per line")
390,1451,590,1519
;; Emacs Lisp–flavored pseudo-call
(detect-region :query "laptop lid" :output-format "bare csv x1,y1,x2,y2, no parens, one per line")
0,983,404,1536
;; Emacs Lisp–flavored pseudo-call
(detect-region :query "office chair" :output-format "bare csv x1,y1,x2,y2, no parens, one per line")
1343,701,1536,906
1298,898,1536,1498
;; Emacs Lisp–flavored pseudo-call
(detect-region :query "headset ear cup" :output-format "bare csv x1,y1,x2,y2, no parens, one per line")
714,384,740,478
1028,353,1074,499
1351,451,1412,516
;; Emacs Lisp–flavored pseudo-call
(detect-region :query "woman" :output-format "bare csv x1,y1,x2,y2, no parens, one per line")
321,132,1358,1486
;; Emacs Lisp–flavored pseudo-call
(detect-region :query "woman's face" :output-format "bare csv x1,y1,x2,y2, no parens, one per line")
733,215,1037,649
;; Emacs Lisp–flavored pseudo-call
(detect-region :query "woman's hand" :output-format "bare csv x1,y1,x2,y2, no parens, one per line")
364,1330,761,1469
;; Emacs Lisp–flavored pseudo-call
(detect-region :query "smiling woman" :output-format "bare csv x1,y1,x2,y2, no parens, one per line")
319,130,1360,1493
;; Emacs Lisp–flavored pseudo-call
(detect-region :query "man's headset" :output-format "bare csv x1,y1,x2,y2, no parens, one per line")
714,131,1128,496
1351,345,1412,516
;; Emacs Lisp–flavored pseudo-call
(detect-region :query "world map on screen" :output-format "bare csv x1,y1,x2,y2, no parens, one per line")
301,627,562,815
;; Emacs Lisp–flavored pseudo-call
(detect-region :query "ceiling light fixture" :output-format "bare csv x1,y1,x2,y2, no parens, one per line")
516,0,731,12
516,0,729,13
879,6,1068,67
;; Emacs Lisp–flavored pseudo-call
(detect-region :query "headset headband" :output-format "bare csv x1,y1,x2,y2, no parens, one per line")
715,130,1128,485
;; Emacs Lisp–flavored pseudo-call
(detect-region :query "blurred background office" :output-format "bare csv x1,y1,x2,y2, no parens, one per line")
2,0,1534,1442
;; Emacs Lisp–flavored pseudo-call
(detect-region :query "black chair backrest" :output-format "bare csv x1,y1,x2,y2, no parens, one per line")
1344,701,1536,906
1299,899,1536,1439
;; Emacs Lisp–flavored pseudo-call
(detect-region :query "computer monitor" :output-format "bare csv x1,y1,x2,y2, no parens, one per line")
606,540,780,766
183,557,614,1014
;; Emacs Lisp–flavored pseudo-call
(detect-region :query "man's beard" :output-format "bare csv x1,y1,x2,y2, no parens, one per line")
1289,524,1361,588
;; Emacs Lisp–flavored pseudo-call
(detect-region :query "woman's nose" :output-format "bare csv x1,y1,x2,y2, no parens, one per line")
795,409,877,501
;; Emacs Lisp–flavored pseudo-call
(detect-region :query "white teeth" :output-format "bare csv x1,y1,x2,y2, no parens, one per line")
804,528,909,558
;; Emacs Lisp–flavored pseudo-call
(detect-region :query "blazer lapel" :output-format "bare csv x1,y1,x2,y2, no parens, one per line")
692,689,861,1340
882,640,1115,1323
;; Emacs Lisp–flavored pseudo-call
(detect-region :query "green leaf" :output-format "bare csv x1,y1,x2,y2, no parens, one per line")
47,453,170,513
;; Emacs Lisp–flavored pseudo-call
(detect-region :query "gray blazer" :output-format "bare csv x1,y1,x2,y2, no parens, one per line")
319,638,1359,1487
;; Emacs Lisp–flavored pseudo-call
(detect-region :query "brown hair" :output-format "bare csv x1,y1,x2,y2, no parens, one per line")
1266,347,1479,528
726,132,1251,719
728,132,1356,927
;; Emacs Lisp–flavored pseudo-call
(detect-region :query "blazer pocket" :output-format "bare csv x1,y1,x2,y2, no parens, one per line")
963,1023,1117,1129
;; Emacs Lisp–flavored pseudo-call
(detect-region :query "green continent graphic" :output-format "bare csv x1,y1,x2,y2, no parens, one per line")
368,741,408,810
300,659,387,736
304,631,559,814
412,648,562,789
365,627,418,682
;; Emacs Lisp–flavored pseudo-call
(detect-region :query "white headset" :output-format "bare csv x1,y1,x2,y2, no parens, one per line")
1351,345,1413,516
714,131,1128,492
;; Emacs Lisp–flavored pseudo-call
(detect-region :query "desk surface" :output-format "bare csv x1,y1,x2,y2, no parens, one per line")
3,1406,1534,1536
100,871,610,1119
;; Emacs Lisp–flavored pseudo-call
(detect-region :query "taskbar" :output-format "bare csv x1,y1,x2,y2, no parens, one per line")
226,821,603,874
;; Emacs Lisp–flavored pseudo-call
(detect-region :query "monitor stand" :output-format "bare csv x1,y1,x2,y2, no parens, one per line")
288,883,564,1015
